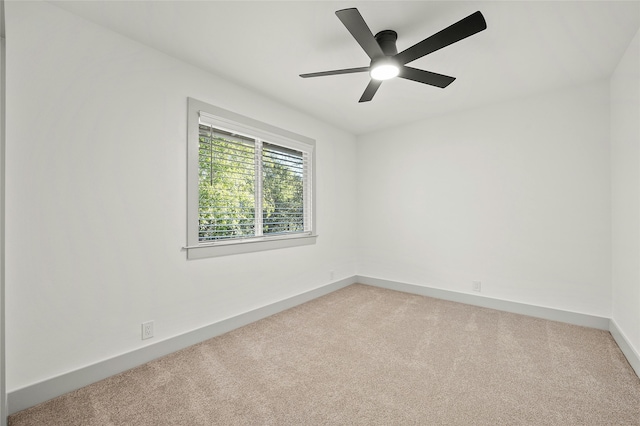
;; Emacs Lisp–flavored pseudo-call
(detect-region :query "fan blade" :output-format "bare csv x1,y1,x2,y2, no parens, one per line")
336,8,384,60
359,79,382,103
395,11,486,65
399,66,456,88
300,67,369,78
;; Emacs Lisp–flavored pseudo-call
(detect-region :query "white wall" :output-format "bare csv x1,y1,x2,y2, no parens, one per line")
611,28,640,360
357,81,612,317
4,1,357,391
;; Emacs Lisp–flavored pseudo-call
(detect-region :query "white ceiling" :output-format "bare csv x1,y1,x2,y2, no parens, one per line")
50,1,640,135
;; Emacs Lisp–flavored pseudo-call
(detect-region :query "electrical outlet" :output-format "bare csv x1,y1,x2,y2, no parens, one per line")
472,281,482,292
141,321,154,340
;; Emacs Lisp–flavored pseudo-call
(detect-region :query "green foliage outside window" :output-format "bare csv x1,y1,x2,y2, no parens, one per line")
262,143,304,235
198,126,304,241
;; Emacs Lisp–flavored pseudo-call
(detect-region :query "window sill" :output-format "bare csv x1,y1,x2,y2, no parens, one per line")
185,234,317,259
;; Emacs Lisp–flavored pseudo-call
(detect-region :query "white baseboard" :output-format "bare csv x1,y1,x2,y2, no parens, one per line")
356,275,611,330
609,319,640,378
7,276,356,415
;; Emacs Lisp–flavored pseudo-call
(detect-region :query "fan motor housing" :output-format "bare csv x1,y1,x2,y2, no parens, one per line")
374,30,398,56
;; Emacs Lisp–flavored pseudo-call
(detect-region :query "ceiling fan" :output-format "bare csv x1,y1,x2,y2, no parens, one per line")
300,8,487,102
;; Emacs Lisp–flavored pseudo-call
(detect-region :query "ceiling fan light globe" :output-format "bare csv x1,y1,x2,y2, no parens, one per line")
370,64,399,80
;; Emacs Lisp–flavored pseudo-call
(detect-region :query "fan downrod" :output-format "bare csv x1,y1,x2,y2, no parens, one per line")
374,30,398,56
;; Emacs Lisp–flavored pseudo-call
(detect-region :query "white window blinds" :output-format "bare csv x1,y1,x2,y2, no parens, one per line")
198,125,256,241
262,142,305,235
197,121,312,242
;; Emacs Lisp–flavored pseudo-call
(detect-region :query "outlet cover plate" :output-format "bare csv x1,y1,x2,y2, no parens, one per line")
142,321,154,340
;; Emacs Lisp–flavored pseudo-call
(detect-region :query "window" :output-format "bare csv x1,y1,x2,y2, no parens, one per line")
186,98,316,259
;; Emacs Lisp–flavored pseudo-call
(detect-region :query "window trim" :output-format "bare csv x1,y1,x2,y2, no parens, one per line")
186,98,317,259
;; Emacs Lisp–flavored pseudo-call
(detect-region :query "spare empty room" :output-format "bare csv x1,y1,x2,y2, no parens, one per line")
2,0,640,424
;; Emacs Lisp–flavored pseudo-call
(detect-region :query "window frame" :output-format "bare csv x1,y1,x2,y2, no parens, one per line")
186,98,317,259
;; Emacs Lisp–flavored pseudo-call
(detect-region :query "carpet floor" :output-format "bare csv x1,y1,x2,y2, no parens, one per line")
8,284,640,425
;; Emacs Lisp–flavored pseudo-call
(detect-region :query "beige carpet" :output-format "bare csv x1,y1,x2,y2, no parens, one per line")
9,284,640,425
